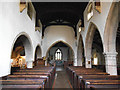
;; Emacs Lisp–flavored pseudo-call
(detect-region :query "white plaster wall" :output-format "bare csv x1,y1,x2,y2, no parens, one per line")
42,25,77,65
0,2,42,77
80,1,113,50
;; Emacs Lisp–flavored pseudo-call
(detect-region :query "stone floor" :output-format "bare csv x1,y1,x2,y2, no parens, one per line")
53,66,72,89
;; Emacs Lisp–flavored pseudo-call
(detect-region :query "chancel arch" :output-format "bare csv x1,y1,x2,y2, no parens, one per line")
77,34,85,66
11,34,33,71
46,41,74,66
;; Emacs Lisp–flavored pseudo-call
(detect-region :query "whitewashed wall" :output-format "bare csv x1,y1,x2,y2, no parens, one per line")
42,25,77,65
0,2,42,77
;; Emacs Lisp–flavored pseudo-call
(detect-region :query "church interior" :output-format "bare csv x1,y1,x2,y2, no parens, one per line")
0,0,120,89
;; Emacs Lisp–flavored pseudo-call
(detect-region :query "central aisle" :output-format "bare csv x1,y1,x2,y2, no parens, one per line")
53,66,72,89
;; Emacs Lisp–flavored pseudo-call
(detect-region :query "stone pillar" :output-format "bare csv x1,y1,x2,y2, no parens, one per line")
77,51,82,66
74,58,77,66
85,56,92,68
104,52,118,75
27,61,33,68
77,59,82,66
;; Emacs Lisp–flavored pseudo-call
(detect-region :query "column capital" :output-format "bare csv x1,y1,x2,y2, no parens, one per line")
104,52,117,75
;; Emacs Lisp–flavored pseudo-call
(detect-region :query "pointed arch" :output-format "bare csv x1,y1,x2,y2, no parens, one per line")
104,2,118,53
77,34,85,66
34,44,42,60
85,22,104,68
11,32,33,69
46,40,75,59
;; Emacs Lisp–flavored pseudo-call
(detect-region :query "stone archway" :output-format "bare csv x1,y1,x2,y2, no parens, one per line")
46,40,75,59
46,41,75,66
91,30,105,71
77,34,85,66
103,2,119,75
33,45,42,67
85,22,103,68
11,35,33,69
34,45,42,60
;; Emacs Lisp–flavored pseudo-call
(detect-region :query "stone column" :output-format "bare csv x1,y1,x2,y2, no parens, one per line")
27,61,33,68
77,51,83,66
104,52,118,75
74,58,77,66
85,56,92,68
77,59,82,66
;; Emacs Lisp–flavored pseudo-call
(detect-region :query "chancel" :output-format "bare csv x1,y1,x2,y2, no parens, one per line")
0,0,120,89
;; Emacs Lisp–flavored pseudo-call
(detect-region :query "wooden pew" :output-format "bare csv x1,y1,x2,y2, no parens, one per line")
83,80,120,89
78,75,120,89
2,85,43,89
12,66,55,88
7,75,50,88
66,66,84,85
19,66,56,83
71,68,108,88
66,66,109,88
73,72,109,89
67,66,120,90
0,79,46,89
2,66,56,89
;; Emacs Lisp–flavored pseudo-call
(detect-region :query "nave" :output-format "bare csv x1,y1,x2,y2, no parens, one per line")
0,0,120,90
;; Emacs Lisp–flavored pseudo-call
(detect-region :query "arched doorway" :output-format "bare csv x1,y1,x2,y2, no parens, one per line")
11,35,32,73
46,41,74,67
77,34,85,67
34,45,42,66
34,45,42,60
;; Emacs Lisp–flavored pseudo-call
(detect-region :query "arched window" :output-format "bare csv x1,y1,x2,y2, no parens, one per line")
87,2,93,21
55,49,62,60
